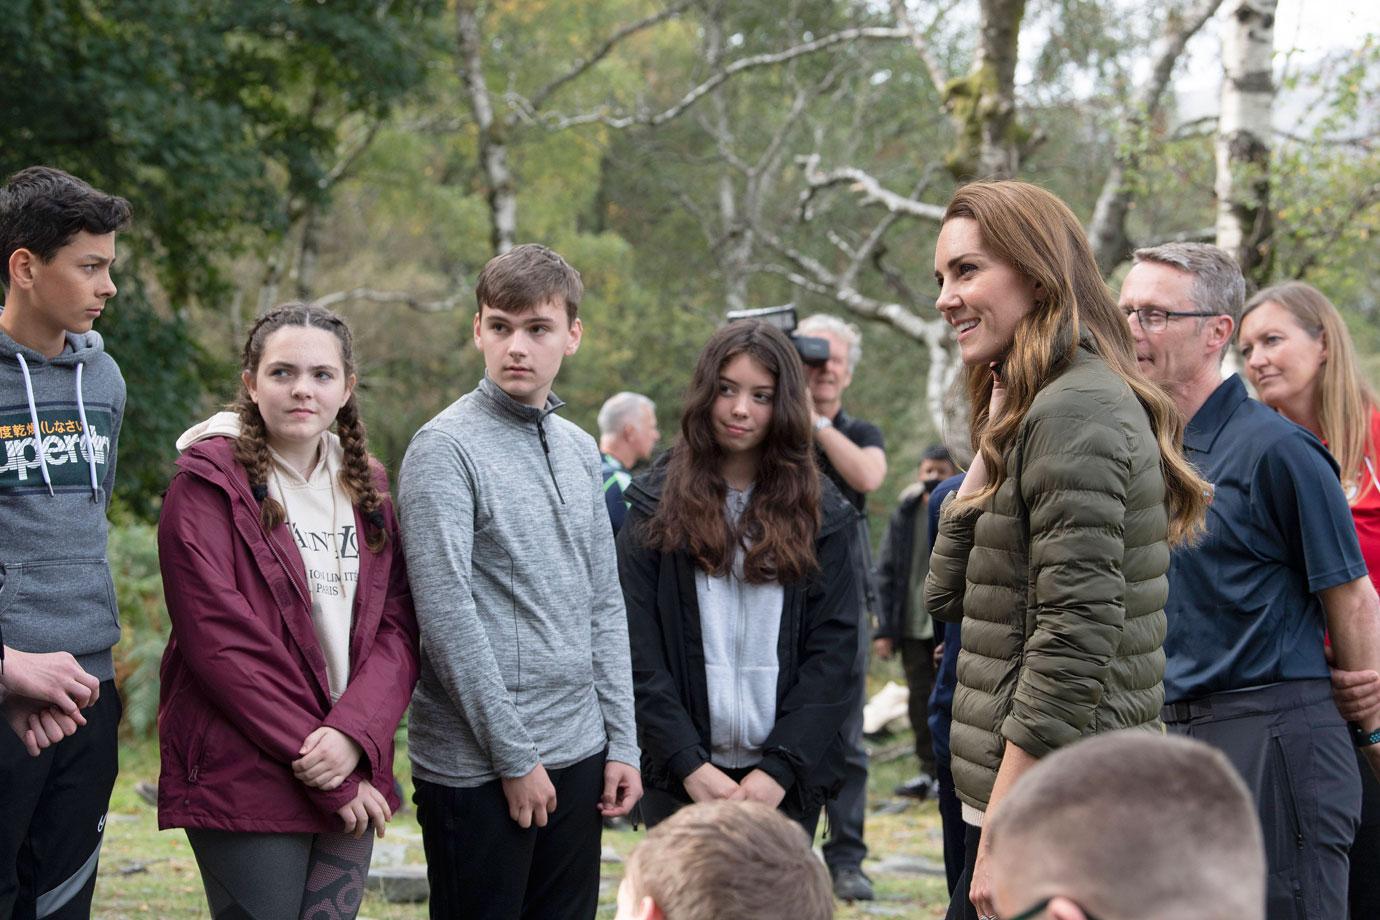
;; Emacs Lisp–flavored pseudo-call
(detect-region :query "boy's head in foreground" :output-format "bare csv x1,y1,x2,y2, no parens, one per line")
472,243,583,407
985,732,1265,920
616,800,833,920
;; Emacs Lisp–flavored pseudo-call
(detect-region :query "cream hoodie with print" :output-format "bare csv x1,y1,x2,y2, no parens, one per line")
176,411,358,700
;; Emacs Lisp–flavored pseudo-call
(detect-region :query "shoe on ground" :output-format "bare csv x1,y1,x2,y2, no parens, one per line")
831,866,875,901
893,772,938,800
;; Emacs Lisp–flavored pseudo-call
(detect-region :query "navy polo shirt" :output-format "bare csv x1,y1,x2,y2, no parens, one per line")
1164,375,1368,703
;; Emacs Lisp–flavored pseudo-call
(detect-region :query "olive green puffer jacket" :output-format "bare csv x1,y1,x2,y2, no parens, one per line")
925,345,1169,815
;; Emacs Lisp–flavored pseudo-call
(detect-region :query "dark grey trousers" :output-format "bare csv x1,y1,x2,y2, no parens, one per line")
1164,679,1361,920
823,614,869,871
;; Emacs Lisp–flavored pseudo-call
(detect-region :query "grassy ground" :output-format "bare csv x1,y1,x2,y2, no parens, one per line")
95,663,949,918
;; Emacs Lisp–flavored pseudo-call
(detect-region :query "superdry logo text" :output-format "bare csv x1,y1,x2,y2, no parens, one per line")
0,404,114,491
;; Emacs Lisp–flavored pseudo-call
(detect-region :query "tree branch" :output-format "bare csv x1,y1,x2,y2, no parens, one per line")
541,26,909,130
888,0,955,95
310,287,471,314
516,0,698,118
795,153,947,222
1087,0,1226,272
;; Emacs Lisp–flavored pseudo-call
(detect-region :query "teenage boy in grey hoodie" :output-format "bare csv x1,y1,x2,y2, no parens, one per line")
0,166,130,920
399,244,641,920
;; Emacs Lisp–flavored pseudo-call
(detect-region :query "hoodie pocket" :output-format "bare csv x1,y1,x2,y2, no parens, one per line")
0,558,121,656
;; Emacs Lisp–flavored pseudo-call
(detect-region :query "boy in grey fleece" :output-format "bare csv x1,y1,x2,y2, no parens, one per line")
399,244,639,920
0,166,130,920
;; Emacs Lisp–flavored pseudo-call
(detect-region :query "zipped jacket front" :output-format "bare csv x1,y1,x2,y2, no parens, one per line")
156,436,419,833
617,458,860,806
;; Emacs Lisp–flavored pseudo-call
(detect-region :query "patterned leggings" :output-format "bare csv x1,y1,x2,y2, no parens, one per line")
185,827,374,920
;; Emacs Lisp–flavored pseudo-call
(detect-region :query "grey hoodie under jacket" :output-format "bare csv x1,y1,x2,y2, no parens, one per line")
0,322,126,680
398,375,639,787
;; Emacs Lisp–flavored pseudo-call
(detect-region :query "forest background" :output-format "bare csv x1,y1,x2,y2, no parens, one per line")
3,0,1378,739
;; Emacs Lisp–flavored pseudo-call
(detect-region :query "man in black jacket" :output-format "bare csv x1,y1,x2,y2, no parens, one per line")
874,446,956,800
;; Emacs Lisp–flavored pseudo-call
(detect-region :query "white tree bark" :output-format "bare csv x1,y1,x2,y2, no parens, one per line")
1088,0,1226,272
1215,0,1277,280
456,0,516,255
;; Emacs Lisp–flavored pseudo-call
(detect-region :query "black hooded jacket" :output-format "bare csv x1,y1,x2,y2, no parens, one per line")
615,455,861,807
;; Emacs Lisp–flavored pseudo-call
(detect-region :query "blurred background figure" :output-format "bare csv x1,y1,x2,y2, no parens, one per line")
1239,281,1380,920
874,445,957,801
796,313,888,902
598,391,660,535
984,732,1266,920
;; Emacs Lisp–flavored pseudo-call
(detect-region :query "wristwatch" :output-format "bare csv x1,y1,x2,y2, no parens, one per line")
813,416,832,432
1351,722,1380,748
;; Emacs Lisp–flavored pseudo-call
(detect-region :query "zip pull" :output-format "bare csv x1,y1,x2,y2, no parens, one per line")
536,418,566,504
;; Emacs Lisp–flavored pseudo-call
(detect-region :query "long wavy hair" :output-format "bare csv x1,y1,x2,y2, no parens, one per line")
233,303,389,553
643,321,821,583
947,180,1209,545
1243,281,1378,503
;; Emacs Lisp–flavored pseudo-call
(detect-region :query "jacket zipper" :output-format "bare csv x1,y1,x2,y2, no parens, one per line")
536,417,566,505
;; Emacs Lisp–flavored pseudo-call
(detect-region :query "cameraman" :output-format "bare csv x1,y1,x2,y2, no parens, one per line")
797,313,887,902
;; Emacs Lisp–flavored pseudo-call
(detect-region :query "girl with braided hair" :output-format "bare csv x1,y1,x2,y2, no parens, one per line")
156,303,419,920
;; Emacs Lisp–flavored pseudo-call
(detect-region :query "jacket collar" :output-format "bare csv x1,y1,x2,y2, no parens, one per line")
476,373,565,425
625,451,858,539
1184,374,1248,454
173,436,362,705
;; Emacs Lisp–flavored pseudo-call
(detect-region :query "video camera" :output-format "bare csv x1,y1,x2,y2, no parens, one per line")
724,304,830,367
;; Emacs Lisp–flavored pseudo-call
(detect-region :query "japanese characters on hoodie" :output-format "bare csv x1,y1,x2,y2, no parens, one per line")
0,320,125,680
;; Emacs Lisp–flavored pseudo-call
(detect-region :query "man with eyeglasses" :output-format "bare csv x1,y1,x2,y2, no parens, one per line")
983,732,1265,920
1119,242,1380,920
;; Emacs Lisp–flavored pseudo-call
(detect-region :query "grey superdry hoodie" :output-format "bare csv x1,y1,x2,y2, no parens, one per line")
398,375,639,787
0,321,126,680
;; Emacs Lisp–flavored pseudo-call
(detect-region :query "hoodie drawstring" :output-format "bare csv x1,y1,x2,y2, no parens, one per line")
14,353,53,496
74,361,100,501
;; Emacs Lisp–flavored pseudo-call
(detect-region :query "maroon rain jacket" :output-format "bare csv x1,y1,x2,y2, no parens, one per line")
156,436,419,833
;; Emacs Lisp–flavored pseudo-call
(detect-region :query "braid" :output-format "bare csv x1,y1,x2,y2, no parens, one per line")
335,395,388,553
233,393,286,533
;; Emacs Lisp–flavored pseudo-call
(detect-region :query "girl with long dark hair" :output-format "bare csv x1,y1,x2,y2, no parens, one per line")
156,304,419,920
617,320,859,837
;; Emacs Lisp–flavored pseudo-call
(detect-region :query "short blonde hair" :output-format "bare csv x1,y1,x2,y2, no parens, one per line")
623,802,832,920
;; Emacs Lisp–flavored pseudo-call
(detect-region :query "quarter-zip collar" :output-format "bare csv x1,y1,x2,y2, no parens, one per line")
476,373,568,504
476,373,565,425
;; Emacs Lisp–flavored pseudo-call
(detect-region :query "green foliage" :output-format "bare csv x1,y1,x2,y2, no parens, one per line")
109,522,167,740
99,285,228,519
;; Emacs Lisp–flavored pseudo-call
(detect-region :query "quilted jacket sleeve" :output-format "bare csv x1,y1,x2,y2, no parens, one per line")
1002,408,1131,758
924,498,982,624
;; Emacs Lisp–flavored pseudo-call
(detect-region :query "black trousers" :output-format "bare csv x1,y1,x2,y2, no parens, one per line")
638,764,822,841
1165,680,1361,920
935,758,966,896
823,610,868,871
944,823,982,920
1350,747,1380,919
900,637,937,774
0,680,121,920
414,750,605,920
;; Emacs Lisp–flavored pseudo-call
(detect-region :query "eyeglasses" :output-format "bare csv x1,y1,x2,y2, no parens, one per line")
1007,897,1104,920
1121,307,1222,334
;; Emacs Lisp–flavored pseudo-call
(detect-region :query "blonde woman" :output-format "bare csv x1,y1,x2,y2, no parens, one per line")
1240,281,1380,919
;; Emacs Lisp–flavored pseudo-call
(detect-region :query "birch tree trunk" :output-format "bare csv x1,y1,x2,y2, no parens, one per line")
1215,0,1276,282
943,0,1027,180
457,0,517,255
1088,0,1226,273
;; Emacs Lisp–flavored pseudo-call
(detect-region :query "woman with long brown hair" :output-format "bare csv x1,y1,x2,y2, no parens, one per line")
156,304,419,919
924,180,1210,920
1239,281,1380,919
617,320,859,838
